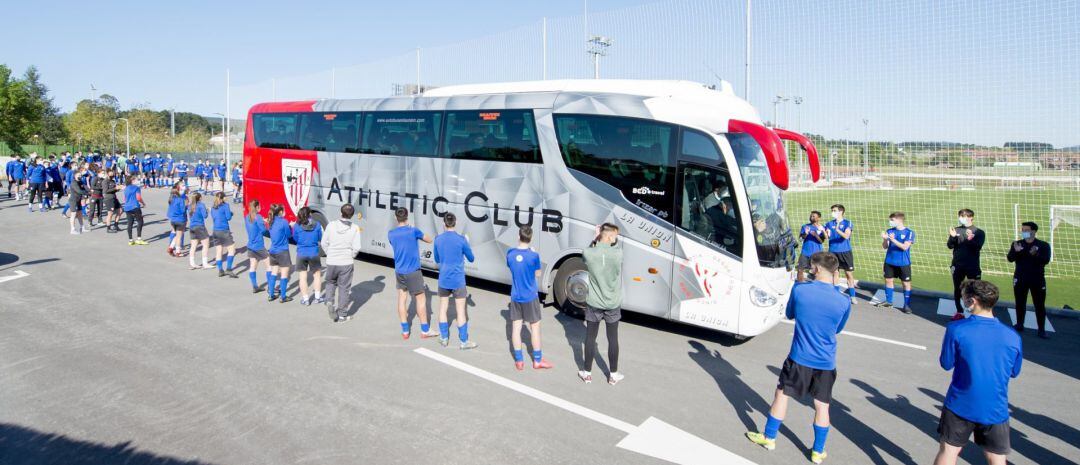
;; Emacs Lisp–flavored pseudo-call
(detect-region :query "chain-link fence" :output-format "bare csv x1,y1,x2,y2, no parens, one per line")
225,0,1080,306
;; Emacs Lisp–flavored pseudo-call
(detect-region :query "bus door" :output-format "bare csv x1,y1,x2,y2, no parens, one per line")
669,129,745,333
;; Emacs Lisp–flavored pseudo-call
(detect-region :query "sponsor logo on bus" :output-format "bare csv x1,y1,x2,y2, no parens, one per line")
631,186,666,196
282,159,313,215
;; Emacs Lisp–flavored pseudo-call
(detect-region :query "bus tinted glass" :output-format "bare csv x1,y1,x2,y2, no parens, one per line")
727,133,793,268
360,112,441,156
554,114,676,220
253,113,299,149
298,112,361,152
443,110,540,162
678,163,741,257
681,129,722,162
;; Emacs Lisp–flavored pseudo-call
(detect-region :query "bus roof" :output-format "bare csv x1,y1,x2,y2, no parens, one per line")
422,79,735,99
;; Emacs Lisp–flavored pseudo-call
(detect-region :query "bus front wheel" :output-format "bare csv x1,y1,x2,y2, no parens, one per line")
553,257,588,317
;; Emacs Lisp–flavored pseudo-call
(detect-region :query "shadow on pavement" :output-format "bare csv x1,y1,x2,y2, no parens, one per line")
0,257,61,273
917,387,1075,465
687,341,808,452
0,422,216,465
0,252,17,267
764,366,918,465
346,275,386,317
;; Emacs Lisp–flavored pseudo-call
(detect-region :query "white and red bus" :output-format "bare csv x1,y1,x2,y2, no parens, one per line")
243,79,819,337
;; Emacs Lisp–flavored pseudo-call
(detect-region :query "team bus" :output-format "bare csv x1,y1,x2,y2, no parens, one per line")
243,79,820,338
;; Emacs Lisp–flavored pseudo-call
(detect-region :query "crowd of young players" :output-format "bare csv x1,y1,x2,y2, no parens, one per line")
2,152,1054,463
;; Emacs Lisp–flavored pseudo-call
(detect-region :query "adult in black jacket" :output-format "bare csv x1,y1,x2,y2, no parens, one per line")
1008,221,1052,338
100,169,122,233
68,164,90,234
946,208,985,319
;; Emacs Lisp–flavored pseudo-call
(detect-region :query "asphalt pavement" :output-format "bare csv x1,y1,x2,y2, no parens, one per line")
1,188,1078,465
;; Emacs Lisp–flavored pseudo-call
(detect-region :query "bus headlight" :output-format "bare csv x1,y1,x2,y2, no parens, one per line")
749,286,778,307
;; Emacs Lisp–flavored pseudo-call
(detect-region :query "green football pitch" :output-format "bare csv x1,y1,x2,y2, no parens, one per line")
785,188,1079,309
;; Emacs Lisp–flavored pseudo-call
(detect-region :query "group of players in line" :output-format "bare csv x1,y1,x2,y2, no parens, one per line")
3,153,1057,464
796,203,1053,339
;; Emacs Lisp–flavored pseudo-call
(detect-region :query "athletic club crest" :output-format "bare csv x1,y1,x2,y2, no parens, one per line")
282,158,313,215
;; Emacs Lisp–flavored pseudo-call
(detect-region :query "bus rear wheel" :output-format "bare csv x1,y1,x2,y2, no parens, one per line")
553,256,588,317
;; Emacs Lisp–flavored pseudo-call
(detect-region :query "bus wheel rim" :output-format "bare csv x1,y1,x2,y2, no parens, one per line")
566,270,589,307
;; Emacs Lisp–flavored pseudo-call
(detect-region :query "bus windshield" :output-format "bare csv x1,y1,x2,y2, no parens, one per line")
726,133,793,268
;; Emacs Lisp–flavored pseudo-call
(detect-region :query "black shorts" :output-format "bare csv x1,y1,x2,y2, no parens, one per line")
797,253,814,271
171,221,187,232
951,266,981,280
883,264,912,282
248,248,269,261
269,251,292,268
296,255,321,273
29,182,43,193
104,197,120,210
777,357,836,404
395,270,425,295
190,226,209,241
938,407,1010,455
585,305,622,323
212,230,234,247
438,287,467,298
509,299,542,324
832,251,855,272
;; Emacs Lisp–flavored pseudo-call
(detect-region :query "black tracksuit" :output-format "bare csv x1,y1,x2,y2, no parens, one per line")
947,225,985,313
1007,238,1052,332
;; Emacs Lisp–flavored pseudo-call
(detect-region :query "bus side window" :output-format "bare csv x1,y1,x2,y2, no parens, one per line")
360,112,441,157
253,113,299,149
677,164,741,257
554,114,676,221
443,110,539,163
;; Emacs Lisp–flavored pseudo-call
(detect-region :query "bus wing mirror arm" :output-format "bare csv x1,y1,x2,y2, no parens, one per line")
773,128,821,183
727,119,789,190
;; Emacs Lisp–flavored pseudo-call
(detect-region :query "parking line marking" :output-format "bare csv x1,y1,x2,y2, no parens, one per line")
779,319,927,350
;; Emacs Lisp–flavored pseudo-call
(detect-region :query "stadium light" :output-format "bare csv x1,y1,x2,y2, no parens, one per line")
587,35,613,79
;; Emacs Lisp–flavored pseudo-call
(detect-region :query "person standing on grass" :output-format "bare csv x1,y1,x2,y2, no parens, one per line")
947,208,985,320
1008,222,1052,339
797,211,827,282
506,225,553,371
433,212,478,350
388,207,437,339
292,206,325,306
245,199,272,294
746,252,850,464
266,203,294,303
211,192,239,279
321,203,363,322
579,223,625,385
934,280,1022,465
824,204,858,305
166,183,188,257
187,192,213,270
121,175,148,245
876,212,915,314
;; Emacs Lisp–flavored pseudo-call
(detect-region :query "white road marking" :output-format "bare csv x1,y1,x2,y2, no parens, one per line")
414,348,756,465
1007,308,1055,332
779,319,927,351
0,270,29,284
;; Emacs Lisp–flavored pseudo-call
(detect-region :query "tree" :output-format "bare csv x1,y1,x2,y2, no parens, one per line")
0,65,40,154
63,98,119,151
23,66,67,144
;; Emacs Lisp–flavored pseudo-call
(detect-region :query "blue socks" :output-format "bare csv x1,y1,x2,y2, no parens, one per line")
813,424,830,453
513,349,524,362
848,286,856,298
532,349,542,363
400,322,410,334
885,286,894,304
439,322,450,339
248,271,258,288
904,289,912,308
217,259,225,271
420,323,430,333
278,277,289,298
764,415,782,440
268,275,278,297
458,322,469,342
226,255,234,271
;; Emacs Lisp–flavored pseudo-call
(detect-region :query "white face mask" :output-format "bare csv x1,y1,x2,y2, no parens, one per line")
831,211,841,220
888,219,899,228
1021,231,1032,240
958,217,970,227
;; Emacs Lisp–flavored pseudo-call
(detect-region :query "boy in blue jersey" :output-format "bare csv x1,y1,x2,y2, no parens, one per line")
388,207,437,339
506,226,553,370
747,252,850,464
825,204,858,304
877,212,915,313
433,213,478,350
215,161,227,192
934,280,1022,465
797,211,826,282
9,155,26,200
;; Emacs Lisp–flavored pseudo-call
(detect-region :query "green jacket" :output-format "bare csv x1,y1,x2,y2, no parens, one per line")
583,241,623,310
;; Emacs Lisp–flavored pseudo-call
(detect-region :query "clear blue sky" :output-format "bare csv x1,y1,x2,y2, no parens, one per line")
3,0,1077,147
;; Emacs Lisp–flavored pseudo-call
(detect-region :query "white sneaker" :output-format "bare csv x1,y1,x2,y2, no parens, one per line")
81,226,90,233
608,372,625,385
70,229,79,235
850,297,858,305
578,371,593,384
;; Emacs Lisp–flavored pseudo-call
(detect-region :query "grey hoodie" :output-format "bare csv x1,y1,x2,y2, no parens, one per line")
321,219,363,266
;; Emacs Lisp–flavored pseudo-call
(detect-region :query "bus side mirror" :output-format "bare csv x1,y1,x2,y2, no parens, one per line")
773,128,821,183
728,119,789,190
